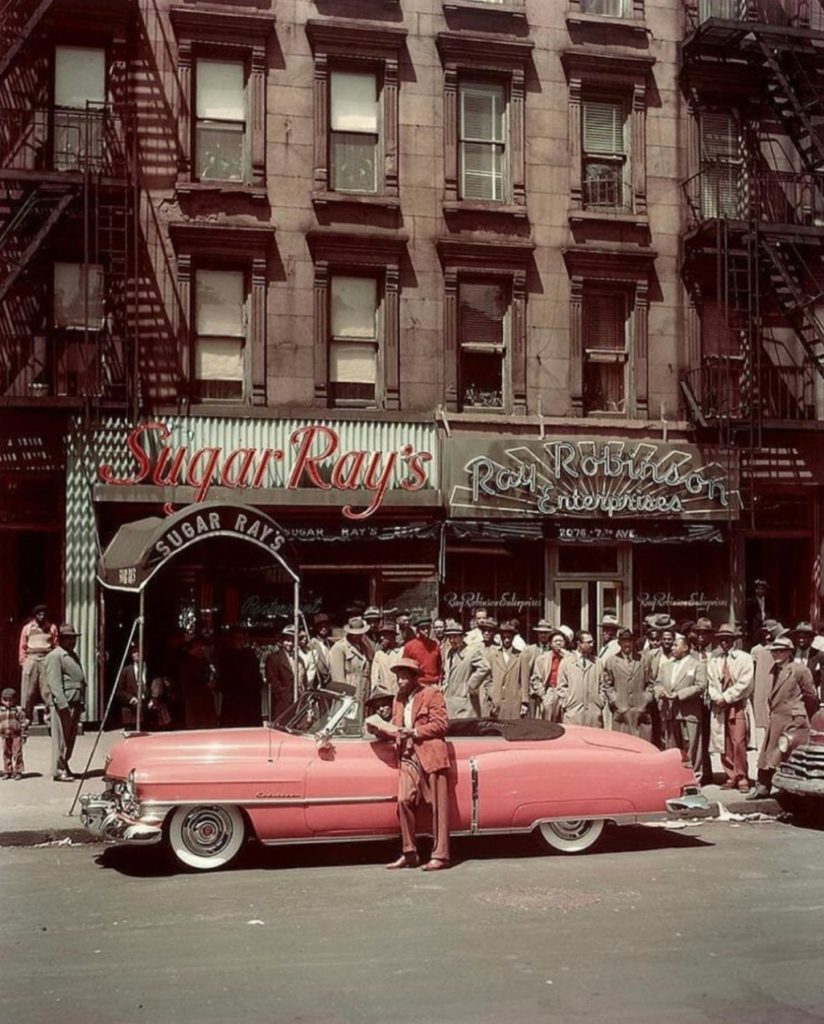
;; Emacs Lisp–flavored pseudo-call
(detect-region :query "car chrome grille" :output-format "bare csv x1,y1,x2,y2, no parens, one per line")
782,747,824,780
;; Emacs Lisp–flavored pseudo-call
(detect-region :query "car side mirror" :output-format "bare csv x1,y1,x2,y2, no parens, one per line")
315,728,335,752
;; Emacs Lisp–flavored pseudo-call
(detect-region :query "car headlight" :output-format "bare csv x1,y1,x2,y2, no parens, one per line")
778,734,791,755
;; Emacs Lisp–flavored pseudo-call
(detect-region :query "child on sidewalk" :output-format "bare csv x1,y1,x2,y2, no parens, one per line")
0,687,29,780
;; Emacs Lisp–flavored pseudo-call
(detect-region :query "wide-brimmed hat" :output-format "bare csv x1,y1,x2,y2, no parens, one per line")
478,617,498,630
714,623,740,638
600,614,620,628
769,636,795,652
649,614,676,630
281,625,296,637
390,657,422,676
617,627,636,640
1,688,16,701
32,603,48,615
753,578,769,588
533,619,553,632
444,621,464,636
414,617,432,629
499,620,517,634
794,621,815,634
378,621,398,635
694,618,714,632
558,625,574,643
365,689,395,709
344,616,370,635
58,623,81,637
363,606,382,621
313,612,330,625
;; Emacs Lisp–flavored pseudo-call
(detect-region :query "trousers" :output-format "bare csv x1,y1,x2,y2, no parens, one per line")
397,754,450,863
673,717,704,777
721,702,749,784
2,735,24,774
21,655,50,721
51,704,82,775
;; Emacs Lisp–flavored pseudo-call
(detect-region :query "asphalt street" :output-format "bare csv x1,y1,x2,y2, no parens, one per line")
2,819,823,1024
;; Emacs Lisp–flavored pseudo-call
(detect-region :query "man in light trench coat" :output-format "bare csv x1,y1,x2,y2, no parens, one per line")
556,631,606,728
441,622,490,719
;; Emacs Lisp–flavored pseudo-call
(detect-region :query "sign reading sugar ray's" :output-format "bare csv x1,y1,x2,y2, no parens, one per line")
446,438,739,520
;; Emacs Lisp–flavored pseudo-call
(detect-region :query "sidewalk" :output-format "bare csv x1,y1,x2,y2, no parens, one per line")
0,734,783,847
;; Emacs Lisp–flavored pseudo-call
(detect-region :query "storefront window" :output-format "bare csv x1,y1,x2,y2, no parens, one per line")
443,542,544,630
633,542,729,627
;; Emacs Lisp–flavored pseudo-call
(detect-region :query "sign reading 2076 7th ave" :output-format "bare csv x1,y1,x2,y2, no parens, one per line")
445,437,739,520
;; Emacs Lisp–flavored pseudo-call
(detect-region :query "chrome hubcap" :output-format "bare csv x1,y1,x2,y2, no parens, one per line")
180,807,233,857
549,820,591,841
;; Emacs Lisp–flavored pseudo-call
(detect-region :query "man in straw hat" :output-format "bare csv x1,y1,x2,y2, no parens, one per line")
329,616,372,707
441,621,490,719
382,658,451,871
43,623,87,782
747,635,817,799
19,602,57,724
519,618,553,719
707,624,754,791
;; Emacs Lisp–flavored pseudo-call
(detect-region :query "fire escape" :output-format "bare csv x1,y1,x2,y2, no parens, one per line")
0,0,140,418
679,0,824,464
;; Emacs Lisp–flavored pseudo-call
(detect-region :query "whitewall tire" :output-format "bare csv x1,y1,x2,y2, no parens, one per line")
535,818,605,854
166,805,246,871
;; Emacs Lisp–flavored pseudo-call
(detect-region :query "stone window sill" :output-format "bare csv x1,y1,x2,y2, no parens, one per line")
444,200,529,221
568,207,649,228
312,191,401,211
176,180,268,202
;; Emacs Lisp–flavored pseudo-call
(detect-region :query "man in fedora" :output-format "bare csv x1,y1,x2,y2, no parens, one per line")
265,626,305,720
604,628,653,741
486,621,526,720
792,621,823,678
371,622,401,697
597,614,621,662
520,618,553,718
402,617,443,688
43,624,86,781
530,629,570,723
655,633,707,779
556,630,606,728
19,602,57,724
746,579,770,645
329,616,372,707
748,635,817,799
384,658,451,871
707,624,754,791
441,621,490,719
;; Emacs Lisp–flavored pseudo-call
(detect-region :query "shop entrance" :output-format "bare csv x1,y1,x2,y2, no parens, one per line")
548,542,632,634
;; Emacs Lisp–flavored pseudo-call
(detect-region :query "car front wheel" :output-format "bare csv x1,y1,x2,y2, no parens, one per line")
535,818,605,854
166,805,246,871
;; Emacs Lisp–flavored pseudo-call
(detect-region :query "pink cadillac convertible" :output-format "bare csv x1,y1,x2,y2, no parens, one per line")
80,684,706,871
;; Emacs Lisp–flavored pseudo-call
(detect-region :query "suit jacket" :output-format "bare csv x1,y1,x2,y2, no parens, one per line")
759,661,818,771
707,649,754,705
603,653,652,714
556,656,606,727
44,646,86,711
486,647,524,719
657,654,707,722
116,663,146,725
520,641,550,698
442,643,490,718
371,647,400,696
391,684,450,774
402,636,443,686
264,647,306,717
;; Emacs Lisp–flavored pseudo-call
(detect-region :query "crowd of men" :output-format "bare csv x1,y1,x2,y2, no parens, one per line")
8,600,823,796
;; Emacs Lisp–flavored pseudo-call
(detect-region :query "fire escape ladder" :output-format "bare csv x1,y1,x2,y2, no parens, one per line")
0,0,57,90
0,186,76,306
760,236,824,379
753,38,824,174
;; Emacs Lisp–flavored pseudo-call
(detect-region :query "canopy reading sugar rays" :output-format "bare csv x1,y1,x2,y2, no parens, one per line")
97,502,299,592
94,502,301,733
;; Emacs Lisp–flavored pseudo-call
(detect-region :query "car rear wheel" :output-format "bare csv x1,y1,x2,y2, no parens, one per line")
535,818,605,854
166,805,246,871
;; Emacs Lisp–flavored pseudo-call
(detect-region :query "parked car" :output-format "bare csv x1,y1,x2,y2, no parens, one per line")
772,708,824,817
81,683,705,871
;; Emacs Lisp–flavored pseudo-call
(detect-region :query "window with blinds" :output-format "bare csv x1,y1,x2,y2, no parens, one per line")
582,99,629,211
458,280,509,409
196,60,247,182
330,71,380,194
459,82,507,202
581,0,631,15
329,275,380,405
582,288,629,414
700,111,744,219
195,269,246,401
53,46,106,171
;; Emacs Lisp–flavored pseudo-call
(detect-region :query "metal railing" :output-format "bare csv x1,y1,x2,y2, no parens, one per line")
687,0,824,31
682,355,818,423
582,175,634,214
683,163,824,228
0,328,128,400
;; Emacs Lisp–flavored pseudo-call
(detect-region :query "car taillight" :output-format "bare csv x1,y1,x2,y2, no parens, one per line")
681,784,701,797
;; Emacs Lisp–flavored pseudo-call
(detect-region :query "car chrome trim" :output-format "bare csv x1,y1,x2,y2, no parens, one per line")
774,774,824,795
261,833,400,846
469,757,479,835
141,794,396,808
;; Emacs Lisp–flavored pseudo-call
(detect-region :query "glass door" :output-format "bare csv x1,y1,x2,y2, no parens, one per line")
553,581,589,633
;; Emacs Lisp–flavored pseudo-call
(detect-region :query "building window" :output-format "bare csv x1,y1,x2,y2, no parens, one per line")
459,82,507,202
53,46,106,171
329,71,380,195
582,99,629,212
458,281,509,409
195,59,247,182
582,288,629,414
53,262,104,329
194,269,246,401
580,0,632,15
700,111,744,220
329,275,380,405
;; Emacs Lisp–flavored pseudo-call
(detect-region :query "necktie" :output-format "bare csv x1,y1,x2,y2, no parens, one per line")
721,653,733,689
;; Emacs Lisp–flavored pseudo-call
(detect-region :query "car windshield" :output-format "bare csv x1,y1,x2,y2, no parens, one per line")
272,688,361,735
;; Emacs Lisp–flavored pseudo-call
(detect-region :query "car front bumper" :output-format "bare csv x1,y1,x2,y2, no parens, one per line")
80,793,163,845
665,791,711,815
773,773,824,797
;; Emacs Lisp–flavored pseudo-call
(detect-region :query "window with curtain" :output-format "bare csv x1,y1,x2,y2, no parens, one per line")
195,269,246,401
700,110,743,220
458,280,509,409
330,71,380,194
582,288,629,414
53,46,106,171
581,0,631,15
459,82,507,202
196,59,247,182
53,262,104,329
582,99,629,211
329,275,380,405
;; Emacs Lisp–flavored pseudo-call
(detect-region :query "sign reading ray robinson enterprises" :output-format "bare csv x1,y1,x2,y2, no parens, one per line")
445,437,740,520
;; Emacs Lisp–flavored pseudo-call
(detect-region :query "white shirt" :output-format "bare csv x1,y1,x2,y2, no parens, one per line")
403,698,414,730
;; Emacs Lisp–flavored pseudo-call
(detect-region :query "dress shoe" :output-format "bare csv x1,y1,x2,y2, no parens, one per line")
386,854,420,869
11,773,22,781
737,780,752,793
745,785,771,801
421,859,450,872
719,780,737,790
53,770,73,782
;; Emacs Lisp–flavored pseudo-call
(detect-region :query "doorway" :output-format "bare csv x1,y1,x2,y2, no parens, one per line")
547,542,632,634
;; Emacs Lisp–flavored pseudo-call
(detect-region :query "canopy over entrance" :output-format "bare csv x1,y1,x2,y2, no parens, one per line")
97,502,299,593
